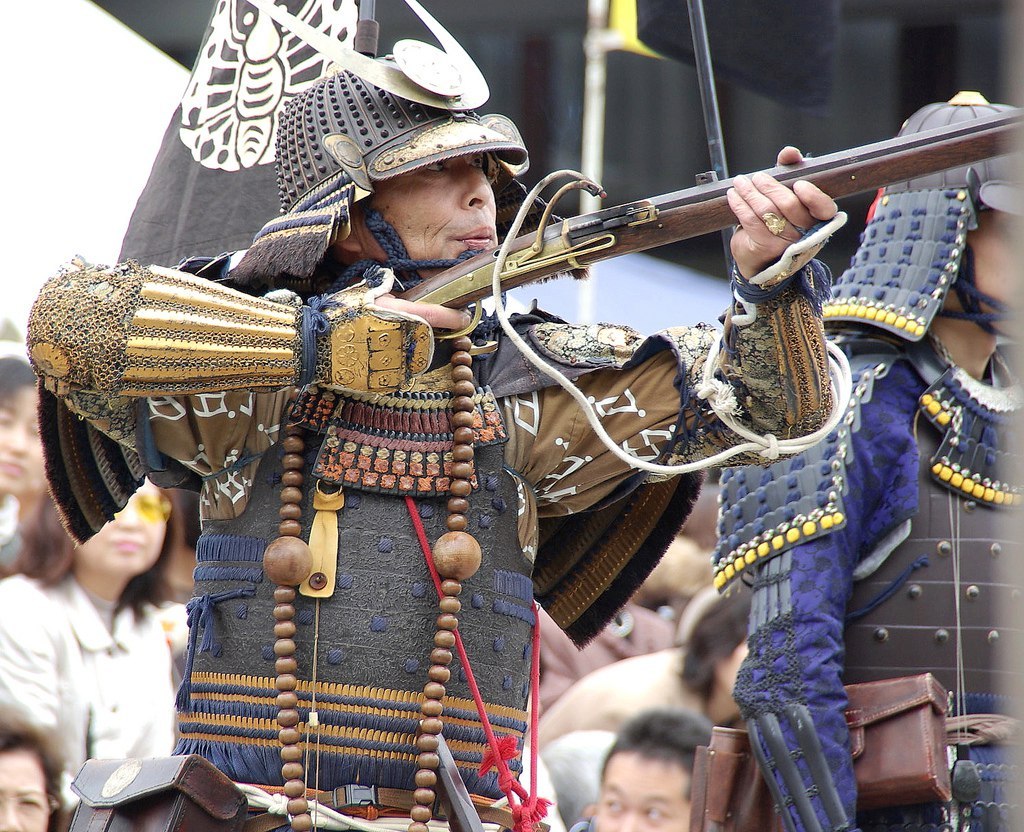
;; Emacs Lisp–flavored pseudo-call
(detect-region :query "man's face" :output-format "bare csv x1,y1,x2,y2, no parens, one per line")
967,209,1013,328
357,153,498,276
593,752,692,832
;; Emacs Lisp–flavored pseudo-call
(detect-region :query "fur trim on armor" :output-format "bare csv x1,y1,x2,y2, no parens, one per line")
534,473,702,646
38,386,145,543
229,175,357,294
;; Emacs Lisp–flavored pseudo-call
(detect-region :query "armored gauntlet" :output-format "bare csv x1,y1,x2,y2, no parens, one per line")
28,259,433,397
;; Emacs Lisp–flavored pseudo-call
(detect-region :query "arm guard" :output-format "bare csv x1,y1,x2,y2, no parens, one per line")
734,550,859,832
28,259,433,398
749,708,852,832
718,260,834,443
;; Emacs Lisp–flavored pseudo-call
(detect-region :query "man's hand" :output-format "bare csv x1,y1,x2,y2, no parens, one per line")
316,273,475,393
375,295,471,331
728,146,839,278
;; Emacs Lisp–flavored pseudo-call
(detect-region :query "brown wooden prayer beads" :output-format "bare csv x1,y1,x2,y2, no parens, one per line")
266,423,313,832
408,335,485,832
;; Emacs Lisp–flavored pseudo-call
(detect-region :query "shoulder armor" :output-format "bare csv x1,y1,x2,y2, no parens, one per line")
712,351,894,592
823,189,974,341
918,360,1023,507
37,388,145,543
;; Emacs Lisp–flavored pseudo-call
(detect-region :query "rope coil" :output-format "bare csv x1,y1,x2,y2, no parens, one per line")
489,169,853,472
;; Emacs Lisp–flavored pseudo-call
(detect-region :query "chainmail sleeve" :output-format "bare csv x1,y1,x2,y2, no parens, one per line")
27,259,433,398
28,260,305,396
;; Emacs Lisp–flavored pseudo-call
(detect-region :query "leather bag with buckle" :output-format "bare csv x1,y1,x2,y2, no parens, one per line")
68,755,248,832
689,673,951,832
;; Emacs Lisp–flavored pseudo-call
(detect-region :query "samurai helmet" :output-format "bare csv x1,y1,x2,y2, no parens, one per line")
824,92,1019,341
230,0,532,294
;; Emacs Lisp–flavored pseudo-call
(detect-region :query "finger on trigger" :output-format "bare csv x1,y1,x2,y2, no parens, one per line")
792,180,838,220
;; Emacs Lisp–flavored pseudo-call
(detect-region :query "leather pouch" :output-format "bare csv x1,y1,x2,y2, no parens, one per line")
845,672,951,810
689,726,782,832
690,673,951,832
69,755,248,832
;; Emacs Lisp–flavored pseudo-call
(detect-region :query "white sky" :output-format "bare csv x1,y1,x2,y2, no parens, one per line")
2,0,188,342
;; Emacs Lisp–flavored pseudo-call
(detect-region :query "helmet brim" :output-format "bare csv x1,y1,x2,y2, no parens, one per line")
366,116,528,182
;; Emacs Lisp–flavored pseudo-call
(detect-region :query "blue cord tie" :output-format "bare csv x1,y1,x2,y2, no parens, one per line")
845,555,929,623
299,297,334,387
941,246,1008,335
176,588,257,712
329,207,478,292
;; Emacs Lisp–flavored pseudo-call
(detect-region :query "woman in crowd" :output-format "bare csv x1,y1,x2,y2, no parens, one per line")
0,704,66,832
0,355,46,571
0,482,179,799
539,588,751,746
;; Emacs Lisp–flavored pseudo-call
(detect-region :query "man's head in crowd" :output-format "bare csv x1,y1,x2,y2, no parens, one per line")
592,707,712,832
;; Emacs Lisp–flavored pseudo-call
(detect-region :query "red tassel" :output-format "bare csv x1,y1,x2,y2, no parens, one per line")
513,797,552,832
478,734,519,776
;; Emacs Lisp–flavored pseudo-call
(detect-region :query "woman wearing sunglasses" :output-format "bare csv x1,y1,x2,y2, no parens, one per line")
0,482,178,806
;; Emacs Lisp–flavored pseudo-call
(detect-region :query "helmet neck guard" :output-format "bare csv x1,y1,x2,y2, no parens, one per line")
824,92,1018,342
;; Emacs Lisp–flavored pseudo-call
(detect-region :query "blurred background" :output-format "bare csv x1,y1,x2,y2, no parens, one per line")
2,0,1014,337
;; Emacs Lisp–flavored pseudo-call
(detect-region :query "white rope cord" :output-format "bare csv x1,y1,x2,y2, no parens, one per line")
238,784,360,831
490,169,853,474
948,491,968,722
236,784,504,832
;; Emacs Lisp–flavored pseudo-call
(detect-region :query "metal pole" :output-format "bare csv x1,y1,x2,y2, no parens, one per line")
354,0,379,57
577,0,613,324
686,0,734,271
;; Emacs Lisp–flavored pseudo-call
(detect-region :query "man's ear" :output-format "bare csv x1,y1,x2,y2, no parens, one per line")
332,202,379,265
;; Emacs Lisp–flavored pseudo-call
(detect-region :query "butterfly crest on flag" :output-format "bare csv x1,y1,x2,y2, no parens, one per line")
180,0,357,172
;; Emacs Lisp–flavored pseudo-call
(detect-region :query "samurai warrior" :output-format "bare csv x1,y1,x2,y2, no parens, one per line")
716,92,1021,832
23,2,845,829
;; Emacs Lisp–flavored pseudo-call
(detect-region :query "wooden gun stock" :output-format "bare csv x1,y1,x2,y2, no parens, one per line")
405,111,1019,308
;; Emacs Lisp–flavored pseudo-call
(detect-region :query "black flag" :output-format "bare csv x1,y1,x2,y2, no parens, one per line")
636,0,840,113
119,0,356,266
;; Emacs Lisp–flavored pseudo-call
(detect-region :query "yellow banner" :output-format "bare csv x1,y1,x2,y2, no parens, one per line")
608,0,661,57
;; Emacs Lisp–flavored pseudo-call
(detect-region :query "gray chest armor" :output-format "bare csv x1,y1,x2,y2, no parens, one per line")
175,384,531,798
843,414,1021,694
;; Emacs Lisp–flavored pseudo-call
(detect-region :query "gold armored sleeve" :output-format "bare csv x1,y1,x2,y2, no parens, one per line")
27,259,433,397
